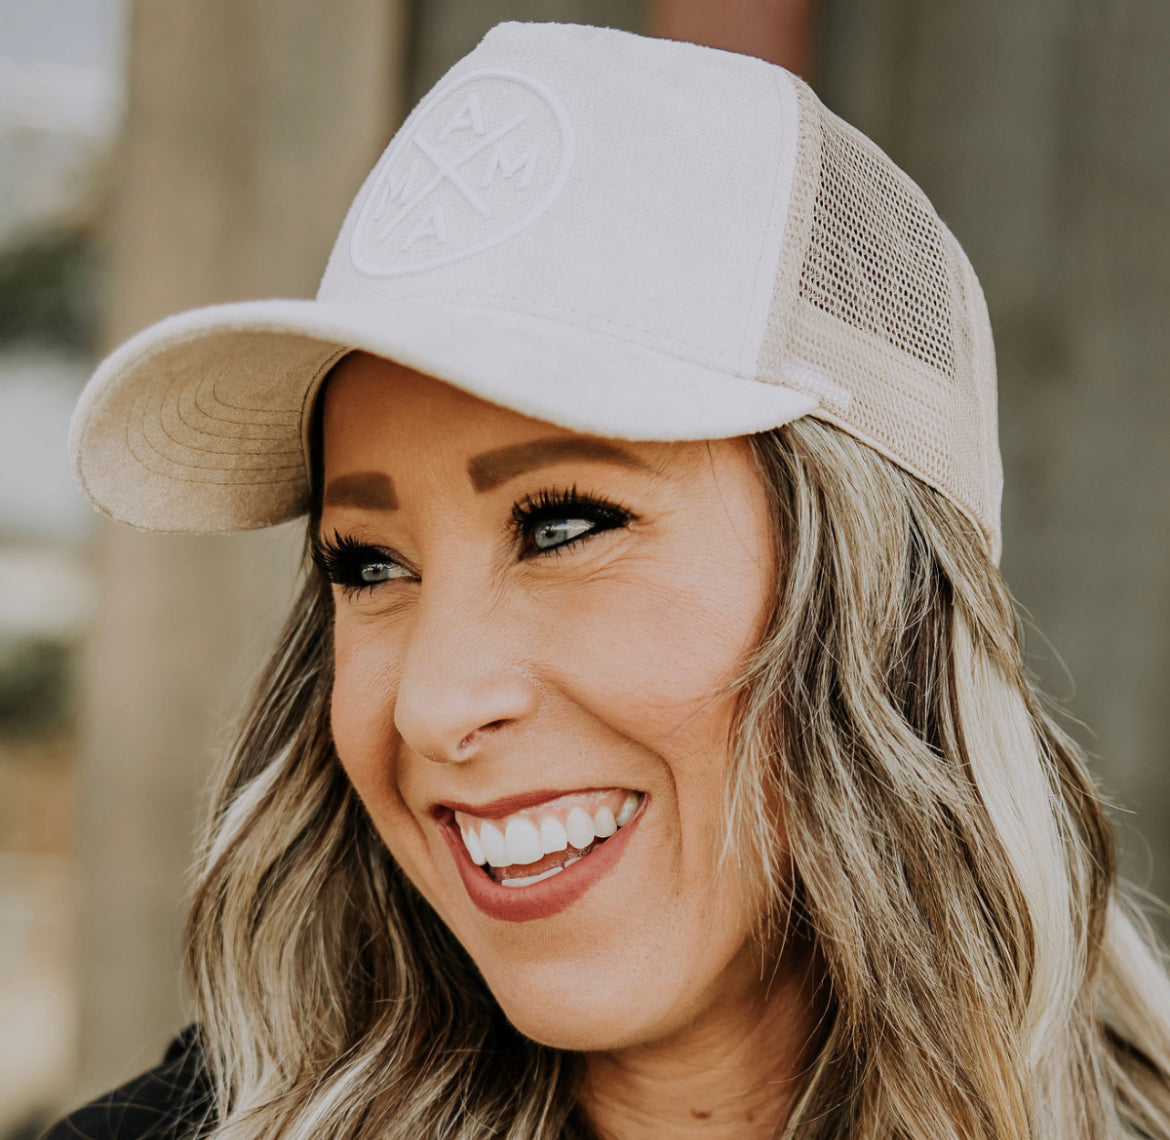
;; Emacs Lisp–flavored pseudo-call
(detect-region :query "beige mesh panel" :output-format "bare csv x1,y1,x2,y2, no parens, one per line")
757,79,1002,562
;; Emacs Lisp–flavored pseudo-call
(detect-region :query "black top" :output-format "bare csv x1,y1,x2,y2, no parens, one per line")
40,1028,214,1140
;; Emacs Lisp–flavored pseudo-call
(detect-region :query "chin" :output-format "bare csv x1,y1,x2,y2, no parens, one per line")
494,987,677,1053
474,949,720,1054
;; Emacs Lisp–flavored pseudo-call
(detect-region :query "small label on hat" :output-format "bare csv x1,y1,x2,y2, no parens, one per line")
350,67,575,277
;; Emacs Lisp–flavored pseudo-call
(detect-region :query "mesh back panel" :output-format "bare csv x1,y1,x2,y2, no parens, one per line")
758,79,1002,561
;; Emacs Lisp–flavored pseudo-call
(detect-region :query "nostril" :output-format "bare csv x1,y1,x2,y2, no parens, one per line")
455,721,507,758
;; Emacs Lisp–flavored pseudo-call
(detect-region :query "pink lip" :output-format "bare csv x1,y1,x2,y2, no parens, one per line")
437,801,646,923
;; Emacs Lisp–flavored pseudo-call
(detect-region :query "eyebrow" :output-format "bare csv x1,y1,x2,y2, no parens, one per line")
322,471,398,510
467,437,652,493
321,437,652,511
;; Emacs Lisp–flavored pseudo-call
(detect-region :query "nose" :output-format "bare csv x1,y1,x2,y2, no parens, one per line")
393,580,539,765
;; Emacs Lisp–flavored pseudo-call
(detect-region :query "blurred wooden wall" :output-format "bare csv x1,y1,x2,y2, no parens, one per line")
77,0,405,1096
406,0,644,103
818,0,1170,910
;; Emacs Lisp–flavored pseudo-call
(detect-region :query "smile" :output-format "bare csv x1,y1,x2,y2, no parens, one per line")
456,789,642,886
435,788,647,922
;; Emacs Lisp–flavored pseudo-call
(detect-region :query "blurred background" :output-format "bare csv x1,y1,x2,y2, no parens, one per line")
0,0,1166,1133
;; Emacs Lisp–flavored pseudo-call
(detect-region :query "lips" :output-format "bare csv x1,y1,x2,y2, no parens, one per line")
455,788,641,879
435,787,646,922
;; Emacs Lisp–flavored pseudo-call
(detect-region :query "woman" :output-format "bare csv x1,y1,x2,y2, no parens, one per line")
49,20,1170,1140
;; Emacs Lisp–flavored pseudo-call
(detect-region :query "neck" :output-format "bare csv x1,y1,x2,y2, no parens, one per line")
578,938,826,1140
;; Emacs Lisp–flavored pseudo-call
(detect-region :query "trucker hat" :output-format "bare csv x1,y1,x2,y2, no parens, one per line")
68,20,1003,561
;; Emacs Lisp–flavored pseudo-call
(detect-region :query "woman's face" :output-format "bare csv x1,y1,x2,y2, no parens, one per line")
319,352,781,1052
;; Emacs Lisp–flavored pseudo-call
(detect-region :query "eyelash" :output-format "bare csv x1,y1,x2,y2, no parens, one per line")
311,531,400,597
312,485,633,597
511,485,630,556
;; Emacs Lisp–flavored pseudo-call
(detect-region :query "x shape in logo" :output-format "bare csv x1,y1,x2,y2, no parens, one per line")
377,111,529,242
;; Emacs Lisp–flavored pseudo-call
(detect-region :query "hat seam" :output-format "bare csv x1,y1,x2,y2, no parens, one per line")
736,69,794,376
126,417,304,482
185,382,297,441
199,371,300,422
150,379,303,459
131,376,303,482
133,413,304,469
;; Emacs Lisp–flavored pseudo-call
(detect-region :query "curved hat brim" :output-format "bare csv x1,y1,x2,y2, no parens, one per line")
70,297,820,533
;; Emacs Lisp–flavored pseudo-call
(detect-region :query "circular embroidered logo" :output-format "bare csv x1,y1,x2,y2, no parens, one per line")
350,67,575,277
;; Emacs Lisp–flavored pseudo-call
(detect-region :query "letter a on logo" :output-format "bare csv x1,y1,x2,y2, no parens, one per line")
350,68,575,277
438,92,486,140
401,203,449,251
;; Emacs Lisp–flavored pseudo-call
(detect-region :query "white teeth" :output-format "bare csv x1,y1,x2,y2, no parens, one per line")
457,792,645,873
500,866,564,888
566,806,596,850
462,828,487,865
616,792,639,827
504,818,544,865
539,815,569,854
478,820,508,867
592,805,617,838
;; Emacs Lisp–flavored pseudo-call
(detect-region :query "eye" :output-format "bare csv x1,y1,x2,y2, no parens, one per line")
531,517,594,550
312,530,413,597
512,486,632,556
357,558,407,584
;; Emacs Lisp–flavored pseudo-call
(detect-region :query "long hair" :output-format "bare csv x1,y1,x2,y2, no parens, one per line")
185,418,1170,1139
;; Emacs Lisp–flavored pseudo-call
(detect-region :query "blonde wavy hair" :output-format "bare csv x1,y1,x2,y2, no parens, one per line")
186,417,1170,1139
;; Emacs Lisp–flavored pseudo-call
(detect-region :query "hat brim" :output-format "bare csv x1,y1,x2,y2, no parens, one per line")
70,297,820,533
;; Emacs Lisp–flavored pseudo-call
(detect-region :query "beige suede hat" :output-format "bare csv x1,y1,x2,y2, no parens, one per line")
69,20,1003,561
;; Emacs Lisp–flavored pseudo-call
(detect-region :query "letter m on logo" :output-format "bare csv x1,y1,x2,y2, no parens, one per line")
372,159,421,220
480,142,541,189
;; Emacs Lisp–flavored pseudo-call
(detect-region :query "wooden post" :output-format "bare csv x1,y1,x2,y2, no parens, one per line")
406,0,646,103
76,0,405,1096
649,0,816,81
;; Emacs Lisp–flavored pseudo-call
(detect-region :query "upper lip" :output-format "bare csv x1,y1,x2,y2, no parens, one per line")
433,785,639,820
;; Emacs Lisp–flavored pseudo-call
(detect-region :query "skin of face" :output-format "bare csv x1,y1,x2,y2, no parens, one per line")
319,351,794,1057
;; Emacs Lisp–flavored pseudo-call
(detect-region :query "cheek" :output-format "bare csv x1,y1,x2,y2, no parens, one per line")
329,617,404,808
547,550,772,749
330,621,452,903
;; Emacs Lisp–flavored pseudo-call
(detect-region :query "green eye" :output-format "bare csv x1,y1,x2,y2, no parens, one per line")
531,518,594,550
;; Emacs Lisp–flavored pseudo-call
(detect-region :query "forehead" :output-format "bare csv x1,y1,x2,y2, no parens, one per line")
323,352,589,461
316,351,708,485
